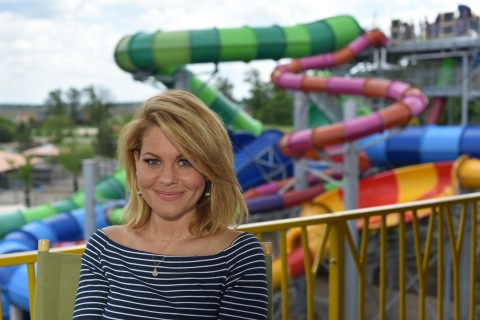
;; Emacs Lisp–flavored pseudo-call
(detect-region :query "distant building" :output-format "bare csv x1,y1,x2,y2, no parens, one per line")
390,5,479,44
0,102,140,123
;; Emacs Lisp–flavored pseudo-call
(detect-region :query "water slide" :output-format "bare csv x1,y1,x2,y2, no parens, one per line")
243,125,480,210
113,15,366,134
260,32,478,283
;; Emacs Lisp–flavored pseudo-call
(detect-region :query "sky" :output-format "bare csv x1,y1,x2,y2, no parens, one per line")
0,0,479,105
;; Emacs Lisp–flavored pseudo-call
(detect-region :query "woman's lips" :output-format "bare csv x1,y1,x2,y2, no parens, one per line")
155,191,183,201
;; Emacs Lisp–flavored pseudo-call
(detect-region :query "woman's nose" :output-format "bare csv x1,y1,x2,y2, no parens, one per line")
158,166,178,185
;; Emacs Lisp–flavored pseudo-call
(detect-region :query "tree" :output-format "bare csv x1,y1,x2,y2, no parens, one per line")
83,85,113,128
56,142,95,192
215,76,237,102
16,121,35,150
259,87,293,126
66,87,83,124
7,155,34,207
242,68,293,126
43,89,75,143
438,98,480,125
95,122,117,158
242,69,273,117
0,116,16,143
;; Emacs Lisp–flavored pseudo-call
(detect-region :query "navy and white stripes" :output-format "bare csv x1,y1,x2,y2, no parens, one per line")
73,229,268,319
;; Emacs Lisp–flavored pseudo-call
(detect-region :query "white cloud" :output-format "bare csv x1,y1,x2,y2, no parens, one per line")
0,0,479,104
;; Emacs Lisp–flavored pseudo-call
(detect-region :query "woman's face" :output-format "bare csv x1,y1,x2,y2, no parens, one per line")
135,126,206,222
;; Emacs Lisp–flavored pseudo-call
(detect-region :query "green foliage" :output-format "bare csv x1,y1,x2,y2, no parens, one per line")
56,142,95,191
16,122,35,150
41,85,115,152
215,76,237,102
7,154,34,207
66,87,83,124
41,114,75,143
83,85,113,128
242,68,293,126
437,98,480,125
471,102,480,124
57,142,95,174
255,87,293,125
95,121,117,158
242,69,273,116
0,116,16,143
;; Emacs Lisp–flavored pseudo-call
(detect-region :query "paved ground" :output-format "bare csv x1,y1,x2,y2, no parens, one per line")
0,158,120,210
0,177,76,209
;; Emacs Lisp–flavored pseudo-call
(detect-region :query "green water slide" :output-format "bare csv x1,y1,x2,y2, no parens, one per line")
0,168,126,238
113,15,365,136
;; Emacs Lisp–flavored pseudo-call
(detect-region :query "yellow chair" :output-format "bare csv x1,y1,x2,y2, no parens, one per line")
33,240,82,320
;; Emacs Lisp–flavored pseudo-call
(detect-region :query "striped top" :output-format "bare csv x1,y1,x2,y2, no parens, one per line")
73,229,268,319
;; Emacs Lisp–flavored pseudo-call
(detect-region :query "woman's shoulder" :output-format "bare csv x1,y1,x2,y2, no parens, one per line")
85,226,133,250
86,226,151,257
225,230,263,252
222,231,266,269
102,225,127,242
100,225,150,253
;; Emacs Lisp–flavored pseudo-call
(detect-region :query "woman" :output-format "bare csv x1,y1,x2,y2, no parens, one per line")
73,90,268,319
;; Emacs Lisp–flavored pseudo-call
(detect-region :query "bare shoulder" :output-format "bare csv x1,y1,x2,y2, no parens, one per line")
215,228,248,251
102,225,127,240
101,225,140,248
222,228,244,244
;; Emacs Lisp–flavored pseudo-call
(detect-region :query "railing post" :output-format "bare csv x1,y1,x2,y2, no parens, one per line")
293,91,310,192
329,221,345,320
459,201,472,319
343,99,359,319
82,159,97,240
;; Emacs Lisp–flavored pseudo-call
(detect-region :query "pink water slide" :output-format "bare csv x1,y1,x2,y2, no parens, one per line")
271,30,429,158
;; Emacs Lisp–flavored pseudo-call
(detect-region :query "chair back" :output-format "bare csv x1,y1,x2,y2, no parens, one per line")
33,240,82,320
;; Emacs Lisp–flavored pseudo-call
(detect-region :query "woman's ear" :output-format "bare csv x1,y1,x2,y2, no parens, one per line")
204,181,212,197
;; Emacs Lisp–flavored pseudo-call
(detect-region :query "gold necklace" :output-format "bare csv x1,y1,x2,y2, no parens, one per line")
149,230,190,277
150,231,191,243
151,254,167,277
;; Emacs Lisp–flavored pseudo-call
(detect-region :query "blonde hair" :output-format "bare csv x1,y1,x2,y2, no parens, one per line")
117,90,248,236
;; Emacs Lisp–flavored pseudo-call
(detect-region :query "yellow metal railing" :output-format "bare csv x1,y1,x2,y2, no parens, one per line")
0,192,479,320
237,192,479,320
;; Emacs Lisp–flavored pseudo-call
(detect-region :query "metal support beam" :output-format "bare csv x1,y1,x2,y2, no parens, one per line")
83,159,97,240
343,99,359,320
461,54,469,125
293,91,310,192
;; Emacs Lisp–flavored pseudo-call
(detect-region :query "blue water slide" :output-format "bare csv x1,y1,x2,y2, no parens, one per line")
235,129,293,190
359,126,480,166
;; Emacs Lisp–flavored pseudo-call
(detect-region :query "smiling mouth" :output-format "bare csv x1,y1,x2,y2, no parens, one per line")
155,191,183,200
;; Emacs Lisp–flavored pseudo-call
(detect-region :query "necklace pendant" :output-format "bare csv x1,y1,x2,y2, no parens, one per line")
152,267,159,277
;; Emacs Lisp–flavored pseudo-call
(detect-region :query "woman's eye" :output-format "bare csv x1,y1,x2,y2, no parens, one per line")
179,159,191,167
144,159,160,166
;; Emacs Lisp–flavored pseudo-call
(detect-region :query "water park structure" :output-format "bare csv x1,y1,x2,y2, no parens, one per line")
1,4,480,319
